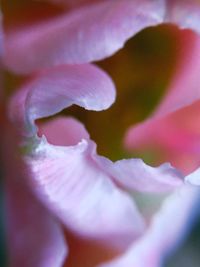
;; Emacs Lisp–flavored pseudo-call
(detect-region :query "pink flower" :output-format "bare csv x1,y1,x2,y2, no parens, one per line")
1,0,200,266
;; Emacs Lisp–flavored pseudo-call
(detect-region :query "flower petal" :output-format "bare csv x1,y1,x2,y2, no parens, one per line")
5,168,67,267
152,31,200,118
9,64,116,137
100,158,183,193
4,0,165,73
4,0,200,74
25,136,145,248
9,65,146,248
38,116,90,146
165,0,200,34
125,31,200,174
9,62,183,249
97,185,199,267
185,168,200,186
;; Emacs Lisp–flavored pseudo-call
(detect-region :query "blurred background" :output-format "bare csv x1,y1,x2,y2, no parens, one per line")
1,1,200,266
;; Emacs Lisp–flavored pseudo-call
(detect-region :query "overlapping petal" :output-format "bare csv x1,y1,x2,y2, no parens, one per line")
4,0,165,73
9,64,145,247
4,0,200,74
98,185,199,267
101,158,183,193
8,63,184,250
185,168,200,186
3,121,67,267
2,0,200,266
9,64,116,137
25,135,145,247
125,30,200,174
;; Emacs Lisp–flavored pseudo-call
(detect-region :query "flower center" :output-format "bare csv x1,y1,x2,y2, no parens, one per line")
4,22,183,166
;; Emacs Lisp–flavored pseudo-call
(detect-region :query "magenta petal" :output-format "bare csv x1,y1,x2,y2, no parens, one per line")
103,158,183,193
98,186,199,267
6,174,67,267
125,31,200,172
151,32,200,118
9,64,116,137
4,0,165,73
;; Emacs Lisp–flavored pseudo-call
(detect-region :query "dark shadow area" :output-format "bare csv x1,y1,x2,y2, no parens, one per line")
166,208,200,267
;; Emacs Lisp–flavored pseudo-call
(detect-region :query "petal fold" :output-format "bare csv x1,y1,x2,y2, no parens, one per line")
9,64,116,137
101,158,183,193
9,60,184,252
8,64,145,247
24,136,145,248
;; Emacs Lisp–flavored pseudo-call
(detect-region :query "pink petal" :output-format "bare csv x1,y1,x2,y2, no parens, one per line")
4,0,200,74
38,116,90,146
101,158,183,193
9,63,182,249
8,65,145,247
153,31,200,117
9,64,116,137
2,120,68,267
185,168,200,186
5,168,67,267
4,0,165,73
165,0,200,34
25,136,145,248
125,30,200,173
98,185,199,267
